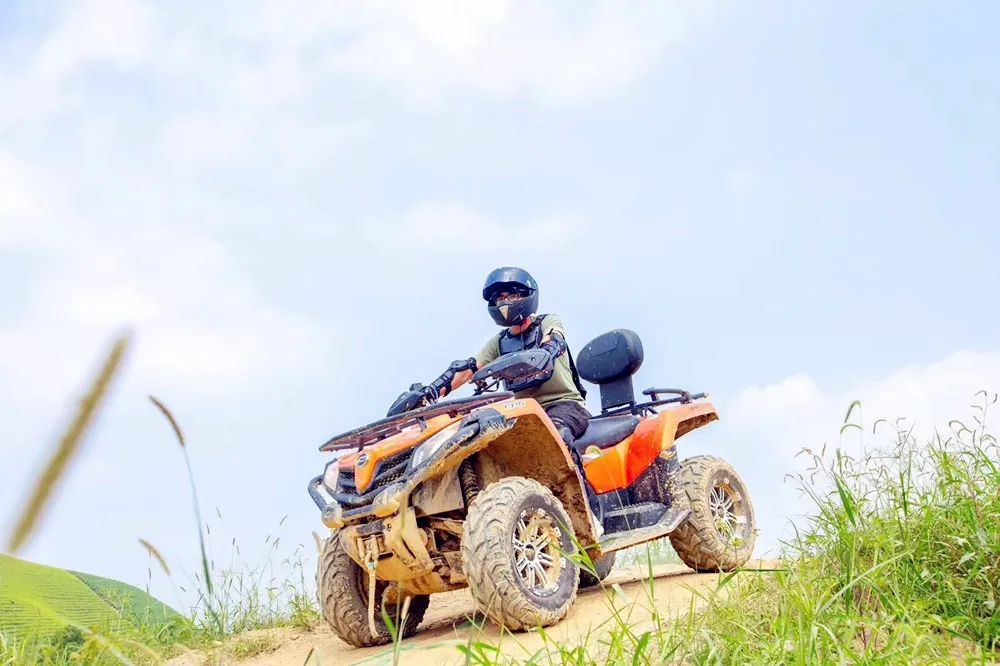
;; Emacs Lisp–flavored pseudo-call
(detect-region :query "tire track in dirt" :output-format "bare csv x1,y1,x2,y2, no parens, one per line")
168,560,778,666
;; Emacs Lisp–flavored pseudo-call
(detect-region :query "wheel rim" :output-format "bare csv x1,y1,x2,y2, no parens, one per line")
708,480,747,542
511,507,564,597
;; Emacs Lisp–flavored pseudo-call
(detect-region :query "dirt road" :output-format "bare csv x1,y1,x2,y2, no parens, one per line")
168,560,777,666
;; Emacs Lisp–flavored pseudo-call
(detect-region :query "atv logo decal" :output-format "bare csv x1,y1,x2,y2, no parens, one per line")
501,400,526,410
356,453,370,467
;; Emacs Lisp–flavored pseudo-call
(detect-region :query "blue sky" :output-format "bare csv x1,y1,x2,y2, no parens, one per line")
1,0,998,605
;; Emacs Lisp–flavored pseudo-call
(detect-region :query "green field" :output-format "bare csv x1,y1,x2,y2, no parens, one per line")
0,554,176,640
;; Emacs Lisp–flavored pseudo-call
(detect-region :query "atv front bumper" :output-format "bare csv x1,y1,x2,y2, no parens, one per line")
307,409,513,592
307,474,402,529
307,408,511,528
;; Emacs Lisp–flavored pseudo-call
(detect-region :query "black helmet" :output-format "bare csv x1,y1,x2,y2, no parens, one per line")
483,267,539,327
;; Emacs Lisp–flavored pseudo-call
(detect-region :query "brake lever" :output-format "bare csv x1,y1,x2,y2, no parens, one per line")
472,376,501,396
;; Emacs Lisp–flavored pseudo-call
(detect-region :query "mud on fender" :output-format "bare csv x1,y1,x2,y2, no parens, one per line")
460,407,513,440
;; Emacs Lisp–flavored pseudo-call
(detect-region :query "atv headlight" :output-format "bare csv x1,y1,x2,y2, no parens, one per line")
410,422,462,469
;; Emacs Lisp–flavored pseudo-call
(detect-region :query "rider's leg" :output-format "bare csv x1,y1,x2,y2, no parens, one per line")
543,400,590,446
543,401,601,517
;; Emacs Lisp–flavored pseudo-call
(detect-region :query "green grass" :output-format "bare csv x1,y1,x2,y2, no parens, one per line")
0,558,237,665
227,631,281,659
72,571,181,626
0,554,190,665
505,394,1000,664
0,554,116,639
0,555,180,641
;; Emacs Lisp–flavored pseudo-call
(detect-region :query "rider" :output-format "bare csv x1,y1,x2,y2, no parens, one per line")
390,267,591,450
390,267,600,519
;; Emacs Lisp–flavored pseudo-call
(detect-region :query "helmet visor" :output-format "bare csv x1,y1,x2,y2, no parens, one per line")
485,283,531,305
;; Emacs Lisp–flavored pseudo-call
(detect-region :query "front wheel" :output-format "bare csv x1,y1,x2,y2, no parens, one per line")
669,455,756,572
316,534,429,647
461,477,579,631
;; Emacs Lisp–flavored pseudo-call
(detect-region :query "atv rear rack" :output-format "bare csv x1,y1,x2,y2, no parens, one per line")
597,388,708,417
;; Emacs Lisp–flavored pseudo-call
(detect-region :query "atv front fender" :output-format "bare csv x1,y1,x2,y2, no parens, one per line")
463,402,599,548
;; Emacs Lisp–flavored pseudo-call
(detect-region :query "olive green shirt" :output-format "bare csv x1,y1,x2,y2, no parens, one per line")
475,314,586,407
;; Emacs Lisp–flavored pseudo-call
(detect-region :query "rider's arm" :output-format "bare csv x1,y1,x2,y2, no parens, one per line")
428,358,477,399
441,335,499,397
444,369,475,396
540,315,565,343
539,314,569,357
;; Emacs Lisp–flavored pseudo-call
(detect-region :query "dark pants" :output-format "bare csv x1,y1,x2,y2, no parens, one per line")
543,400,590,443
544,399,600,510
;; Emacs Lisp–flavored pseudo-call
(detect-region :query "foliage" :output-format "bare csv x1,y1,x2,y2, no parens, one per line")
515,394,1000,665
227,631,281,659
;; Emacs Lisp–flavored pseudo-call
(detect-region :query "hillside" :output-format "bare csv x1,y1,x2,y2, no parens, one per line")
0,554,178,639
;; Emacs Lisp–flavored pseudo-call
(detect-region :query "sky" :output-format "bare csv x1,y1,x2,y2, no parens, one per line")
1,0,998,606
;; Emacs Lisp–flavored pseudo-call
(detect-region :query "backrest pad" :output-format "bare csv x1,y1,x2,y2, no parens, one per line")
576,329,644,385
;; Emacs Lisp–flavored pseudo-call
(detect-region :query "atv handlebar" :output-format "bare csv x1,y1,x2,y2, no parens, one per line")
471,349,552,395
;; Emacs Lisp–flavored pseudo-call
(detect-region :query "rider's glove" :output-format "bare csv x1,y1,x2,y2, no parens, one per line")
387,382,436,417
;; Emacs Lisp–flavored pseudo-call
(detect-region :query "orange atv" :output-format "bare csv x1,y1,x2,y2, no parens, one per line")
307,329,756,647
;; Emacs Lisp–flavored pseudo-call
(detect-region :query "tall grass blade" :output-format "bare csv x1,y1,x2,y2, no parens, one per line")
149,395,223,634
6,334,130,553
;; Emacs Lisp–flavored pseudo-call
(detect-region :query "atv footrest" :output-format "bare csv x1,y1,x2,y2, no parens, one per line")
598,505,691,554
602,502,667,533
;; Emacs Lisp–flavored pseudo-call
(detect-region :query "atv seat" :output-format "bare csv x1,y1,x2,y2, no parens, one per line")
571,415,641,453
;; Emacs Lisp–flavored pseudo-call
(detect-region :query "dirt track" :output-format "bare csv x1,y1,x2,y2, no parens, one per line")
168,560,777,666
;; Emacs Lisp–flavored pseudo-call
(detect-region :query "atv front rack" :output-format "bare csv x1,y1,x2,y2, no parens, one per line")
319,392,514,452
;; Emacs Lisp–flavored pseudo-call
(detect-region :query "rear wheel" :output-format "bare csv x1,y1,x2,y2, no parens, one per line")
461,477,579,630
669,456,755,572
579,550,616,589
316,534,429,647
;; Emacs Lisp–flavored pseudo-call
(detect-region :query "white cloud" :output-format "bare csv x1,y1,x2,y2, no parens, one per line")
351,199,594,260
34,0,156,80
7,1,715,118
720,351,1000,553
322,1,717,106
0,209,334,411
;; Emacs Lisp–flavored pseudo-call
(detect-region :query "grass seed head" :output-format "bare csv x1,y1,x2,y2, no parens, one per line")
6,333,130,553
138,539,172,577
148,395,186,449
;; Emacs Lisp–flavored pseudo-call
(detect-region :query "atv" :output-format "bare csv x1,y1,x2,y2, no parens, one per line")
307,329,756,647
